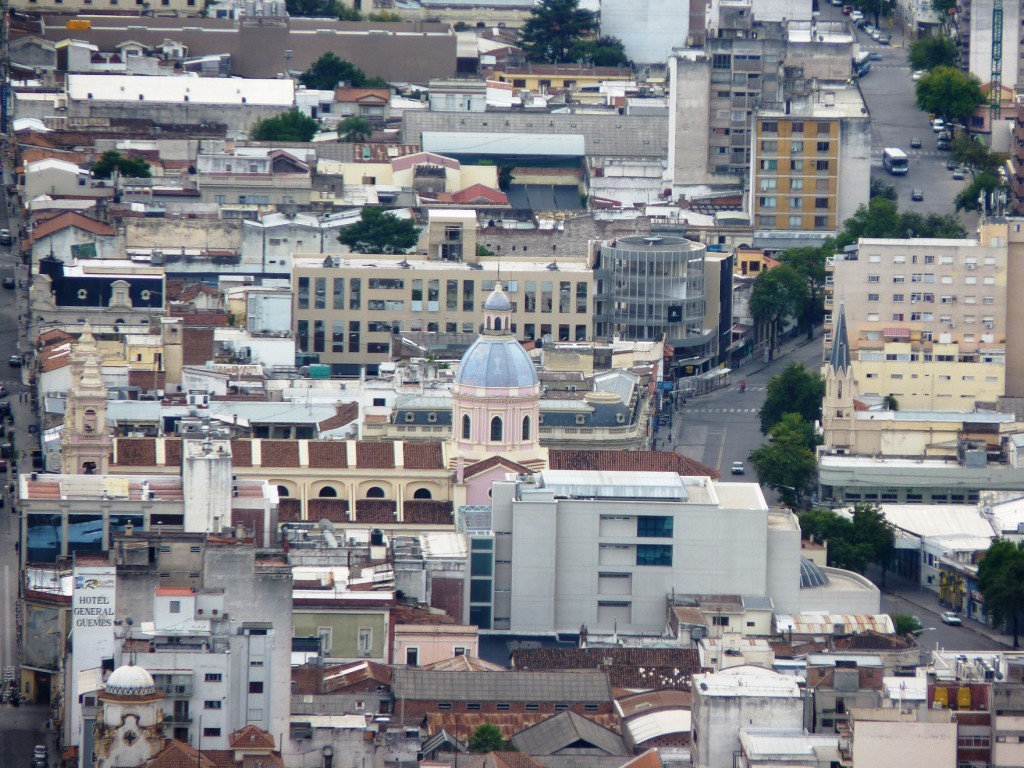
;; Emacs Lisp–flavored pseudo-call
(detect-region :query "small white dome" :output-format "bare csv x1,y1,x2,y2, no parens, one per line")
483,283,512,311
104,664,156,697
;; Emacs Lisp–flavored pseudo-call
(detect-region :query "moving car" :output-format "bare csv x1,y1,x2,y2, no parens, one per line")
912,69,925,80
0,229,12,246
910,137,922,148
869,52,883,61
947,158,958,170
932,117,945,133
731,461,745,475
941,611,962,626
953,167,966,180
911,188,924,201
2,277,13,289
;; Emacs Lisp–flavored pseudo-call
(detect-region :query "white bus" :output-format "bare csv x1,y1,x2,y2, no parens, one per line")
882,147,909,175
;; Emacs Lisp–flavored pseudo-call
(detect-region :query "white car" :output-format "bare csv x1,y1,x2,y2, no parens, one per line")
932,118,945,133
940,611,962,626
850,9,864,20
912,70,925,81
731,461,745,475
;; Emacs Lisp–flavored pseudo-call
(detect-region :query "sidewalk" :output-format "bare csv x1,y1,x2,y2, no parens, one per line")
868,566,1018,649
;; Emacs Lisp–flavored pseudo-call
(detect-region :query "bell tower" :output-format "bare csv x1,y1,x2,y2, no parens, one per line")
823,304,856,453
62,325,111,475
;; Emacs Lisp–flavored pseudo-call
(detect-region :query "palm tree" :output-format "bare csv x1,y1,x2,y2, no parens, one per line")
337,116,373,142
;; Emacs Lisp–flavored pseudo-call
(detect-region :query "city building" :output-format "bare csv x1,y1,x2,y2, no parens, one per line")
848,707,957,768
750,86,871,247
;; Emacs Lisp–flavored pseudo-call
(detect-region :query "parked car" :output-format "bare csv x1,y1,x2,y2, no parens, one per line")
2,277,13,289
841,4,852,13
7,356,21,368
937,137,951,150
947,158,958,170
850,9,864,20
932,117,945,133
953,167,966,180
34,745,47,760
941,611,962,625
912,69,925,80
0,229,13,246
911,188,924,201
877,33,891,44
910,137,922,148
731,461,745,475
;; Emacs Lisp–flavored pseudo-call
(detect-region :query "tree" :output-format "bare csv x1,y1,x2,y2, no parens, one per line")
337,116,373,142
519,0,598,63
750,430,818,508
469,723,504,753
977,539,1024,647
286,0,339,16
776,245,830,340
759,362,824,435
249,109,319,142
768,412,822,452
299,52,387,90
337,5,363,19
891,613,923,636
91,150,152,179
955,171,1004,213
749,264,809,359
338,207,420,254
907,36,958,71
951,134,1008,174
851,502,895,583
570,36,629,67
835,197,966,249
915,66,985,127
932,0,955,13
869,176,897,202
798,503,894,575
368,10,402,20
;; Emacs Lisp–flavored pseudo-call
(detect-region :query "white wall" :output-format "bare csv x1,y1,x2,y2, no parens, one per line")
852,717,956,768
693,682,804,768
837,117,872,226
600,0,690,64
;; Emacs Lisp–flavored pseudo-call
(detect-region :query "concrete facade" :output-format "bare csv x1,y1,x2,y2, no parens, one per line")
601,0,690,64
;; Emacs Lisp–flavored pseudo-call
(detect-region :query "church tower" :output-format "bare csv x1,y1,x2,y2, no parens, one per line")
449,283,545,467
62,325,111,475
822,304,856,453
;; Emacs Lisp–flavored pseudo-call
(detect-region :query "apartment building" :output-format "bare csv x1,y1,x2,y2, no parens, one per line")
824,224,1009,411
750,86,871,239
291,254,594,374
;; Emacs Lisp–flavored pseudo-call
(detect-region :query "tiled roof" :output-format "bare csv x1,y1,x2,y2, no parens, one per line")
832,630,914,651
307,440,349,469
356,441,395,469
511,710,627,756
307,498,350,523
430,576,464,623
460,455,535,480
260,439,300,468
445,184,508,205
421,655,506,672
427,712,619,741
335,87,390,103
404,499,454,525
165,439,182,467
393,669,611,702
510,648,701,690
293,659,392,695
182,327,215,365
547,450,721,480
460,754,549,768
618,750,662,768
354,499,397,523
393,603,457,625
318,401,359,432
26,211,115,244
228,724,276,749
174,282,222,302
144,740,216,768
231,440,252,467
403,441,444,470
114,438,157,467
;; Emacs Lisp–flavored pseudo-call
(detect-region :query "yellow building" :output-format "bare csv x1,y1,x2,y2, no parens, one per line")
824,223,1008,411
750,87,871,236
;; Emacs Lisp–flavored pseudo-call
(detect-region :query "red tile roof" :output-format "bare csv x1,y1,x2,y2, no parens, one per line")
307,440,349,469
228,724,276,749
335,87,390,103
307,498,351,523
548,450,721,480
26,211,115,245
404,499,454,525
260,440,300,468
318,401,359,432
114,438,157,467
445,184,508,205
460,455,534,480
511,647,701,690
393,603,457,625
354,499,397,523
145,740,216,768
403,442,444,470
356,441,395,469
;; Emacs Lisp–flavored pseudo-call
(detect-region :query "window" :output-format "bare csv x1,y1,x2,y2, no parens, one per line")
358,628,373,654
204,728,221,737
169,601,181,614
490,416,503,442
496,703,511,711
816,160,830,171
204,700,222,709
462,414,471,440
815,197,829,209
712,616,730,626
522,415,530,441
817,141,830,153
205,673,222,682
867,294,879,302
762,121,779,133
637,516,674,538
636,544,673,566
868,275,880,283
405,647,419,666
248,682,264,694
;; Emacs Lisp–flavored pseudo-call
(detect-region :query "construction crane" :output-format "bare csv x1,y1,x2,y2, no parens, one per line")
991,0,1003,120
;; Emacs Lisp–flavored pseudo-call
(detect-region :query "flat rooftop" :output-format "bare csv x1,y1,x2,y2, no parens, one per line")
293,255,592,273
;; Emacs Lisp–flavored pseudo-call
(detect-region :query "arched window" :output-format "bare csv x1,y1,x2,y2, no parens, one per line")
837,380,843,399
522,415,530,441
462,414,471,440
413,488,432,500
318,486,338,498
277,485,290,497
366,486,386,498
494,317,502,330
490,416,503,442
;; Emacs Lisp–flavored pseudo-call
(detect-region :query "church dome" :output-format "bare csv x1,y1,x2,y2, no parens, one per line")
455,336,538,389
484,284,513,311
104,664,157,697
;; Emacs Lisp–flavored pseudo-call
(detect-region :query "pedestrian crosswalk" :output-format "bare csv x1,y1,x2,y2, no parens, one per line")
687,407,760,414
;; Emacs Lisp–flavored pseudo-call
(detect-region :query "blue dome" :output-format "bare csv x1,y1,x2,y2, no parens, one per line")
455,336,538,389
484,284,513,311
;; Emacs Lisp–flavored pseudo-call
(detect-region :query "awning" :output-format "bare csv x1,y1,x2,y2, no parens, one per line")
883,327,911,338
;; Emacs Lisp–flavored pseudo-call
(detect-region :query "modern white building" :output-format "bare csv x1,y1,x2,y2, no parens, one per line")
477,470,879,634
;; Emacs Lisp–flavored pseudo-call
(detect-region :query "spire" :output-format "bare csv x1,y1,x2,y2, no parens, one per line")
829,304,851,373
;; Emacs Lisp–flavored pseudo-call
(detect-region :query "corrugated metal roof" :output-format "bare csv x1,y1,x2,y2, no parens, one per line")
392,669,611,702
511,710,627,756
623,710,691,743
875,504,995,539
538,470,689,500
422,131,585,157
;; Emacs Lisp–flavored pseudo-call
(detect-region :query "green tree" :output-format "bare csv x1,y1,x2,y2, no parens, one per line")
776,245,830,340
519,0,598,63
498,165,515,191
768,412,822,452
286,0,338,16
932,0,955,13
955,171,1004,213
368,10,402,20
851,502,896,583
337,116,373,142
907,36,958,71
749,264,810,360
900,210,968,239
249,109,319,142
891,613,924,636
338,207,420,254
299,52,387,90
750,428,818,508
337,5,363,19
570,36,629,67
951,134,1008,174
835,196,966,249
91,150,152,179
915,66,985,127
799,503,894,575
469,723,505,753
978,539,1024,647
759,363,824,435
870,176,897,202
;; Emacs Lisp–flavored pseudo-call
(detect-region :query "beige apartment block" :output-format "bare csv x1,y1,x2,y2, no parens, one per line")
1004,220,1024,396
824,224,1009,411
